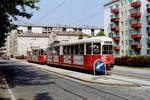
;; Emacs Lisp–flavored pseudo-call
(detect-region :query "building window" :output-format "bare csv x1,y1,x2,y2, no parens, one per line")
62,28,66,31
126,40,128,45
27,26,32,33
147,49,150,55
121,31,124,36
115,4,119,8
122,50,124,56
91,29,95,36
121,11,123,17
78,28,82,32
110,6,113,10
121,21,124,27
126,50,128,55
128,19,132,25
129,50,132,55
125,20,128,26
73,28,77,31
122,41,124,46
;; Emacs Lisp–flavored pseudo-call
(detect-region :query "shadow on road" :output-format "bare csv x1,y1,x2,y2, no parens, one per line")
1,64,59,89
34,92,53,100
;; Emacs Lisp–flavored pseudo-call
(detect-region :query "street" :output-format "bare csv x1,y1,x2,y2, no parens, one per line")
0,59,150,100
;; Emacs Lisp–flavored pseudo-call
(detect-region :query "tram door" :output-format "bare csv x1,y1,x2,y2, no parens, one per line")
32,49,39,61
53,46,59,63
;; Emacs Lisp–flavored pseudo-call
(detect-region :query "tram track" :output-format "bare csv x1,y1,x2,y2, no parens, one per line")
62,78,129,100
112,72,150,80
55,84,88,100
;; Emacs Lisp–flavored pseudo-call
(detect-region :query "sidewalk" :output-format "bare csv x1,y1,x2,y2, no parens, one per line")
19,61,140,87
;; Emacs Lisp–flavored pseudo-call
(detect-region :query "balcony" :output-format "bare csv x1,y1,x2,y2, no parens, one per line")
112,37,120,41
131,44,142,49
113,46,120,50
131,23,142,28
111,27,120,32
111,18,120,23
111,9,119,13
130,12,141,18
148,9,150,13
131,1,141,8
148,20,150,25
148,32,150,36
131,34,142,39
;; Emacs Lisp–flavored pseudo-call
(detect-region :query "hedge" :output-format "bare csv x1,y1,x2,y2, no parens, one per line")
115,56,150,67
15,55,27,59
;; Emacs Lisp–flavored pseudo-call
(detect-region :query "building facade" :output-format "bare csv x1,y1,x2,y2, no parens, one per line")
6,31,49,57
6,24,96,57
104,0,150,57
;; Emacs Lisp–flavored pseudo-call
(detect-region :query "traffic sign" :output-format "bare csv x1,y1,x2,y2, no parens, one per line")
93,59,105,72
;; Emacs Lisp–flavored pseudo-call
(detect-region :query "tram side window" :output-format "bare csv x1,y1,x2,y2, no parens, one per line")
66,46,70,55
71,45,74,55
40,50,43,55
33,50,38,55
56,47,59,55
93,43,101,55
102,45,113,54
49,48,52,55
54,47,59,55
63,46,67,55
75,45,79,55
79,44,84,55
86,43,92,55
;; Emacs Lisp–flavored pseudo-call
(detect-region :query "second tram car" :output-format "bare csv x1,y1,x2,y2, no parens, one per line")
27,47,47,63
47,37,114,73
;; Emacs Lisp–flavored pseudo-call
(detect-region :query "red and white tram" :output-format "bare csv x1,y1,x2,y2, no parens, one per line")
47,37,114,73
27,47,47,64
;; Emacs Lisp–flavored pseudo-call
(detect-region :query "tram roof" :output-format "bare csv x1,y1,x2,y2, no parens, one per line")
53,36,112,46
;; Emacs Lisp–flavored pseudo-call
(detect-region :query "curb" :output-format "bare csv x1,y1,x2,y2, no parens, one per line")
22,62,140,87
36,67,140,87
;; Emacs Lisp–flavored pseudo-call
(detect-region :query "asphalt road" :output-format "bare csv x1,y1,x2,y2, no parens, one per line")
0,60,150,100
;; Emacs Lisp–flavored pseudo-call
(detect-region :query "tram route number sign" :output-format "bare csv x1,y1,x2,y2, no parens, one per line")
93,59,105,72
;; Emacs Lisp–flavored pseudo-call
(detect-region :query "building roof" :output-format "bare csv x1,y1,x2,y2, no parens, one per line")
17,24,103,30
17,33,49,37
54,31,89,36
104,0,119,7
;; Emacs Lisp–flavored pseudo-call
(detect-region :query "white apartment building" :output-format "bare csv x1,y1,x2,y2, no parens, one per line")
6,24,97,57
17,24,103,36
104,0,150,57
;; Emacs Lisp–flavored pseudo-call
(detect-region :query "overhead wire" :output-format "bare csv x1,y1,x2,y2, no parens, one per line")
36,0,66,23
71,0,106,25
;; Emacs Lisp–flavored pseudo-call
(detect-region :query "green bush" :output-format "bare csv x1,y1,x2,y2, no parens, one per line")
115,56,150,67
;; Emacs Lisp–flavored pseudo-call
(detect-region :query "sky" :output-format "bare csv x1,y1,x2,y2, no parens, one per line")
18,0,110,28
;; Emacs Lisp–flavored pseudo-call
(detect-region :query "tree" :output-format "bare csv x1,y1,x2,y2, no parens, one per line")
96,31,105,37
0,0,40,47
78,34,83,40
